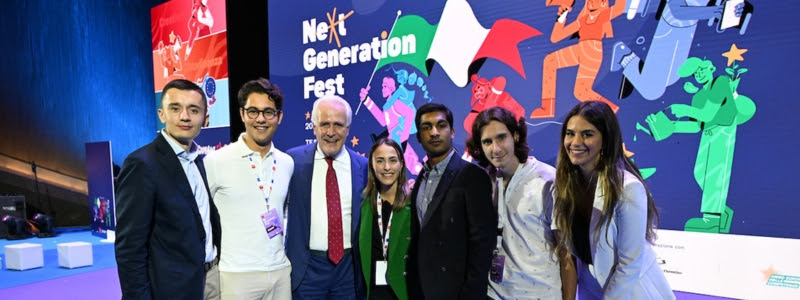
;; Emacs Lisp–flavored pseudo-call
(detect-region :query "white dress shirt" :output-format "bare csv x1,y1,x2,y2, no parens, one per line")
309,145,352,251
160,130,216,263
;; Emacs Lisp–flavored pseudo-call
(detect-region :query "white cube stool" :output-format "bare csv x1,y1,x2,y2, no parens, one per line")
4,243,44,271
57,241,93,268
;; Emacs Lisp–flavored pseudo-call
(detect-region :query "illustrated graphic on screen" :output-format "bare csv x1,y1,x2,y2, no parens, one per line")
158,32,185,80
609,0,753,100
359,66,430,175
186,0,214,58
91,196,114,233
152,0,230,129
198,73,217,127
640,51,755,234
464,74,525,135
533,0,629,119
371,0,540,88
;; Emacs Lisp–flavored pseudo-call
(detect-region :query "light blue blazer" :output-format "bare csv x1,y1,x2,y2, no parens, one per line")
575,170,675,300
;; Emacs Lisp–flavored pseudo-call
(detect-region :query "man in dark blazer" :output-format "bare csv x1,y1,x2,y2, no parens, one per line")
407,103,496,300
115,79,221,300
286,95,368,299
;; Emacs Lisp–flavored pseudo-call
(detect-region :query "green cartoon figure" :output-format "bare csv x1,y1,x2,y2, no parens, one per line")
642,56,755,233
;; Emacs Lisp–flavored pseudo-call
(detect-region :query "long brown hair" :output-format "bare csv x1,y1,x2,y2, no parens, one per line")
554,101,659,254
362,138,410,212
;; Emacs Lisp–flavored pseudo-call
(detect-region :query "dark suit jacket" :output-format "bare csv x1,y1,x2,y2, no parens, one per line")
358,196,412,300
285,143,368,297
115,134,221,300
408,155,495,300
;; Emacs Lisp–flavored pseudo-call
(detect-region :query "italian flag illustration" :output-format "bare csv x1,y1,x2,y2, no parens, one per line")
374,0,541,87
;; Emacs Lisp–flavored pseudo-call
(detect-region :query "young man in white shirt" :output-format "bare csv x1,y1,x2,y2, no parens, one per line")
466,107,577,300
204,78,293,299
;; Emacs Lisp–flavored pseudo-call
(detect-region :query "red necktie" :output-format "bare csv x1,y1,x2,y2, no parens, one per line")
324,157,344,264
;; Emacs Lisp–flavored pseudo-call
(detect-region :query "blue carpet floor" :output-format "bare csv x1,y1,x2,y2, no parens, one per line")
0,231,117,289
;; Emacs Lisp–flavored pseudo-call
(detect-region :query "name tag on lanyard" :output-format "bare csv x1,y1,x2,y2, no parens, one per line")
490,250,506,283
491,176,507,283
375,194,392,286
250,154,282,239
261,208,283,238
375,260,388,285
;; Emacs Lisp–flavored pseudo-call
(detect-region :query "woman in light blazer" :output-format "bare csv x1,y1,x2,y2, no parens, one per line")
358,138,411,300
553,101,675,299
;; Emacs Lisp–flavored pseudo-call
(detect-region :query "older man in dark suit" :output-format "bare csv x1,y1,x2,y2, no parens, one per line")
407,103,496,300
115,79,221,300
285,95,368,299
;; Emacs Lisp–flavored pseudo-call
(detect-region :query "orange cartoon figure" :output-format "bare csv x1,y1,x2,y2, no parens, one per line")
464,74,525,135
532,0,626,119
158,33,185,80
546,0,576,12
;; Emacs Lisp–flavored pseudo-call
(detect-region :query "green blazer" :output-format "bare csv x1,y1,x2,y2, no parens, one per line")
358,196,411,300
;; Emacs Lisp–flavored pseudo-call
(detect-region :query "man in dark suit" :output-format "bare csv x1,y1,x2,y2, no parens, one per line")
115,79,221,300
286,95,368,299
407,103,496,299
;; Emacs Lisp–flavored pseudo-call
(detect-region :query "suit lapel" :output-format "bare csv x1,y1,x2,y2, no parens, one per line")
358,198,373,288
589,179,606,258
153,135,205,235
421,157,461,227
196,155,210,197
388,202,411,261
196,155,220,252
299,144,316,238
348,147,365,241
409,170,424,229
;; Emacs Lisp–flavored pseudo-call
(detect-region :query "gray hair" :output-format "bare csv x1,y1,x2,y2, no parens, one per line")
311,95,352,126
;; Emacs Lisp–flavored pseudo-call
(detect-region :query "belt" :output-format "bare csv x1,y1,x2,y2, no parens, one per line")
310,248,352,257
204,256,219,272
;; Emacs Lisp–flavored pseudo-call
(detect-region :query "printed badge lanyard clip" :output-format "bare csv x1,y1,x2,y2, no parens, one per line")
376,193,393,260
249,154,277,213
495,177,506,254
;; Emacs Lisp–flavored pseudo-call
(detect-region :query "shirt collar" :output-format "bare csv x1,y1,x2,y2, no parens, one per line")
161,130,200,161
314,143,346,162
237,133,275,159
423,148,455,176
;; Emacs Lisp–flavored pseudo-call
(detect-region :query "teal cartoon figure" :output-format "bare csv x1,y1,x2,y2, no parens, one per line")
641,53,755,233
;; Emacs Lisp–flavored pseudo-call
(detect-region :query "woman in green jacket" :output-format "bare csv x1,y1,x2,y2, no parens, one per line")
359,138,411,300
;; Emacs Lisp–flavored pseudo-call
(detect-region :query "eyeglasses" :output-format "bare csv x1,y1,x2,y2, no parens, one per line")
244,107,280,120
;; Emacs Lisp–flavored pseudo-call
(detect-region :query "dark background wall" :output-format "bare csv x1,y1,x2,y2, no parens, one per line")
225,0,269,141
0,0,269,226
1,0,163,179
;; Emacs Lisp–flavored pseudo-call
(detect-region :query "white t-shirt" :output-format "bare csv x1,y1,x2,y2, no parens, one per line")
204,133,293,272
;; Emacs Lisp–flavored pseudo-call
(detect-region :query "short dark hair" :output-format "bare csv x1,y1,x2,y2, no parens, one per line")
466,107,529,169
237,78,284,111
415,103,454,133
161,79,207,110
